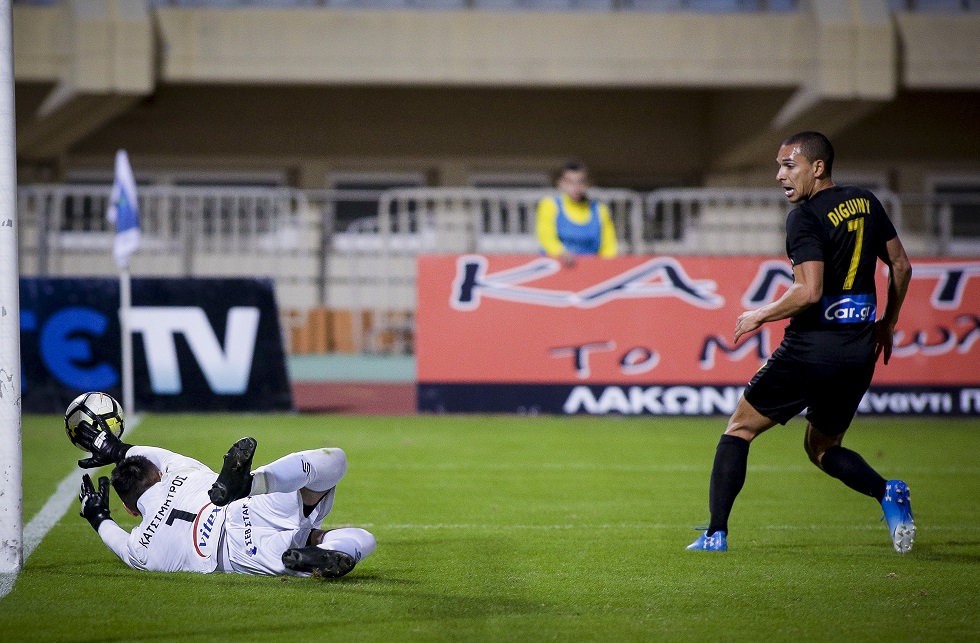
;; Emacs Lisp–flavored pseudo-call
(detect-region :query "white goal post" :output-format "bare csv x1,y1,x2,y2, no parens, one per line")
0,0,23,574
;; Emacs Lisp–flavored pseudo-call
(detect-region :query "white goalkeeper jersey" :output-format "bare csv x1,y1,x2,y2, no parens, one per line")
97,446,227,574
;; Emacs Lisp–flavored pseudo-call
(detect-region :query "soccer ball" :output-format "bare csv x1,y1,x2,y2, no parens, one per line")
65,392,125,451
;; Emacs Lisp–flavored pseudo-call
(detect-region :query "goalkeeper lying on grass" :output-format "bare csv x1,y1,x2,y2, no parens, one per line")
68,393,375,578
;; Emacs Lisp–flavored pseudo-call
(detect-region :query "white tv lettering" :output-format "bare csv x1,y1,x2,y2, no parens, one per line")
129,307,260,394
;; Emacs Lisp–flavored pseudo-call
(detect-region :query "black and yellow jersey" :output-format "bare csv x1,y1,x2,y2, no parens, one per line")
782,185,898,357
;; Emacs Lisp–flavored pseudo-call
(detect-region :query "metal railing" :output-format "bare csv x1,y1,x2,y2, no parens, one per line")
893,192,980,256
19,184,308,271
643,188,904,255
16,183,979,353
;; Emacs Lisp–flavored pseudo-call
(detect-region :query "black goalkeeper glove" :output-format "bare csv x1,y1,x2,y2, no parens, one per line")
73,421,132,469
79,474,112,531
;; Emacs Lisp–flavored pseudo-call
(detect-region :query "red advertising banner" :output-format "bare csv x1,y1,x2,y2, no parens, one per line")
417,255,980,416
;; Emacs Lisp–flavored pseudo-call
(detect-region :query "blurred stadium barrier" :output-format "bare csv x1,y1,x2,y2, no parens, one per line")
644,188,906,255
16,183,979,355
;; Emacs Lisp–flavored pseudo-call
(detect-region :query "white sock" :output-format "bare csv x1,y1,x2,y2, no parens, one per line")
318,528,376,563
250,448,347,495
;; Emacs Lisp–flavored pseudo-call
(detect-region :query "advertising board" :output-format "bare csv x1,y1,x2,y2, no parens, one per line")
417,255,980,416
20,277,292,412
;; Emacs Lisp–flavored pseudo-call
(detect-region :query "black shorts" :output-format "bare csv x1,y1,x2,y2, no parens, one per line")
744,346,875,436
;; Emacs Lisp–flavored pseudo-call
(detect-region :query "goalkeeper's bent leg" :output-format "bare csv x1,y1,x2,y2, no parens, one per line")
317,527,376,562
251,448,348,496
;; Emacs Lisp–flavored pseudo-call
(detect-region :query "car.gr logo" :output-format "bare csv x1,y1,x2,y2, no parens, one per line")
821,294,876,324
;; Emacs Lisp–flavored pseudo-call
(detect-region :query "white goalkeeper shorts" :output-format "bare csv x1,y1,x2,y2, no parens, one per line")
220,488,336,576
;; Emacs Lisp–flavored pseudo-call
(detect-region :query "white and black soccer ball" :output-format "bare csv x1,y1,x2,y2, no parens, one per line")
65,392,125,451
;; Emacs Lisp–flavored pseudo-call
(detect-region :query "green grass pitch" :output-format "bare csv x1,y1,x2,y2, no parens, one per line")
2,413,979,641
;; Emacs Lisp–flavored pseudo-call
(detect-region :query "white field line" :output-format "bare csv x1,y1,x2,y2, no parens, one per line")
0,417,140,601
362,462,980,475
363,522,965,532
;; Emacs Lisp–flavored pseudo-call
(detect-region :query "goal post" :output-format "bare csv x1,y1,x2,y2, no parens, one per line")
0,0,23,574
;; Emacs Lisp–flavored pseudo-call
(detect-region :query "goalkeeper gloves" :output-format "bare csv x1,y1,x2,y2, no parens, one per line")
79,474,112,531
73,421,132,469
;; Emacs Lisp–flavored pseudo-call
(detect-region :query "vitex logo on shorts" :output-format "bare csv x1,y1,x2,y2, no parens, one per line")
821,293,876,324
195,505,224,559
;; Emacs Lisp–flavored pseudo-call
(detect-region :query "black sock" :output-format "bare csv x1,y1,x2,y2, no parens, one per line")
707,434,750,536
821,446,887,501
303,503,316,518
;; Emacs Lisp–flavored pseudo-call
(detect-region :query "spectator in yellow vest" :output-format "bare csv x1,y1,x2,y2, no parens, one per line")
535,161,618,267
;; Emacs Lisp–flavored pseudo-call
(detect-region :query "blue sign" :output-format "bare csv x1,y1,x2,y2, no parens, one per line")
19,277,293,413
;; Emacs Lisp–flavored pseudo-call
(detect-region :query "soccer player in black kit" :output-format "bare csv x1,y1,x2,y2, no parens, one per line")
687,131,915,553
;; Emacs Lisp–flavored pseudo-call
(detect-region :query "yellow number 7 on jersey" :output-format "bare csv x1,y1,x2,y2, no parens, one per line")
843,217,865,291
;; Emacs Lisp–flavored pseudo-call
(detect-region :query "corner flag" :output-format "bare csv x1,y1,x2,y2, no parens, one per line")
106,149,140,269
107,149,140,420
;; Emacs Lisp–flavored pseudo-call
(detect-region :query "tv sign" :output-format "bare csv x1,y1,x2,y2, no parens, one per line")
19,277,292,412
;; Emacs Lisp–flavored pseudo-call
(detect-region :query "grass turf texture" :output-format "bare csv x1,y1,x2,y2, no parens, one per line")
3,414,979,641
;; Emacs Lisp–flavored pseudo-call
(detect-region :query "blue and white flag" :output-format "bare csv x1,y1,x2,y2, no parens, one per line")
106,149,140,269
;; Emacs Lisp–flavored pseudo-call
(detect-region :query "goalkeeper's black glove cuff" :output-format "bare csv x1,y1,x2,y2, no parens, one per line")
112,442,133,463
78,442,132,469
85,511,112,532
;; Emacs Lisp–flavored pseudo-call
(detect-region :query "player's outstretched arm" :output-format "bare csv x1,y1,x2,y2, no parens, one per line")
79,474,112,530
73,422,133,469
79,474,131,563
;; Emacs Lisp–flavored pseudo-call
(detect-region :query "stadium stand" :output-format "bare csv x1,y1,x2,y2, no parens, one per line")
16,183,979,354
10,0,980,354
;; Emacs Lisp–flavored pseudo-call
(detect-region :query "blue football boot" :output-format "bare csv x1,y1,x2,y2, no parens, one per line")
881,479,915,553
686,529,728,551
